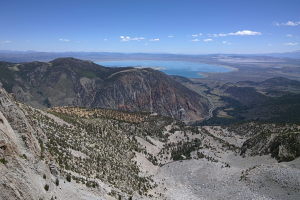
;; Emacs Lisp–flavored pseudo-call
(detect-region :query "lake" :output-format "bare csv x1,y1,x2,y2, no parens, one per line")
96,60,232,78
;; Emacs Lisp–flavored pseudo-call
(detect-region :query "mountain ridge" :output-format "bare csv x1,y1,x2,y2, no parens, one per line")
0,57,209,121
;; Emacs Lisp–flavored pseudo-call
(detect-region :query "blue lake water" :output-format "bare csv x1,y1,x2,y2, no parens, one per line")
96,60,232,78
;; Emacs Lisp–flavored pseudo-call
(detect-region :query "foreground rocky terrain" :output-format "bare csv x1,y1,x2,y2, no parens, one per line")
1,84,300,199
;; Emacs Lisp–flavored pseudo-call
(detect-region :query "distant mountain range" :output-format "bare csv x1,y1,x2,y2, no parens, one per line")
263,50,300,59
0,51,204,62
0,50,299,63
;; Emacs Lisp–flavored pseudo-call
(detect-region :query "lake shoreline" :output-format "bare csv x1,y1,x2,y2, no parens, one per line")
96,60,236,79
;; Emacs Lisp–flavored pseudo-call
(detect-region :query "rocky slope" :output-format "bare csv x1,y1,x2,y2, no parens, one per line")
236,123,300,161
0,58,209,121
0,84,161,200
1,84,300,199
0,85,105,200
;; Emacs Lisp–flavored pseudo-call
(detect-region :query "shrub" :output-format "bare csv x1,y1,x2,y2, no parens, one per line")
0,158,8,164
66,174,71,182
44,184,49,191
21,154,27,159
55,178,59,186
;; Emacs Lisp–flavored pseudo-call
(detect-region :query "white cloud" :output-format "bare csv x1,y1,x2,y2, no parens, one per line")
168,35,174,38
284,42,298,46
276,21,300,26
229,30,261,36
191,39,200,42
208,30,261,37
203,38,213,42
149,38,160,42
192,33,203,37
120,36,145,42
104,38,108,41
222,41,231,45
59,38,70,42
286,34,293,37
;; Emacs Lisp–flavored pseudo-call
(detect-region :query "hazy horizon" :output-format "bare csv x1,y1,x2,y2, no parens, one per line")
0,49,299,55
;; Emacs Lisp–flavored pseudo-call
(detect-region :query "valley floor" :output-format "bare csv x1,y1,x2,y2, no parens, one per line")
153,155,300,200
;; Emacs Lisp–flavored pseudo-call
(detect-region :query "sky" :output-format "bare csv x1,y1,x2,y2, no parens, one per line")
0,0,299,54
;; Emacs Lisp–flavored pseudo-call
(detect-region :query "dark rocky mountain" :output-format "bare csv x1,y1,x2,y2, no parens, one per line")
220,86,300,123
223,86,270,107
235,77,300,97
0,57,209,121
190,76,300,125
237,77,300,89
260,77,300,87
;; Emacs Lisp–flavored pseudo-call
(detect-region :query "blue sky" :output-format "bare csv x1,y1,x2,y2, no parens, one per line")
0,0,299,54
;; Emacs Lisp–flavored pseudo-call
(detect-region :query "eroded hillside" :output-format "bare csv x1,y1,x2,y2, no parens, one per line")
1,85,300,200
